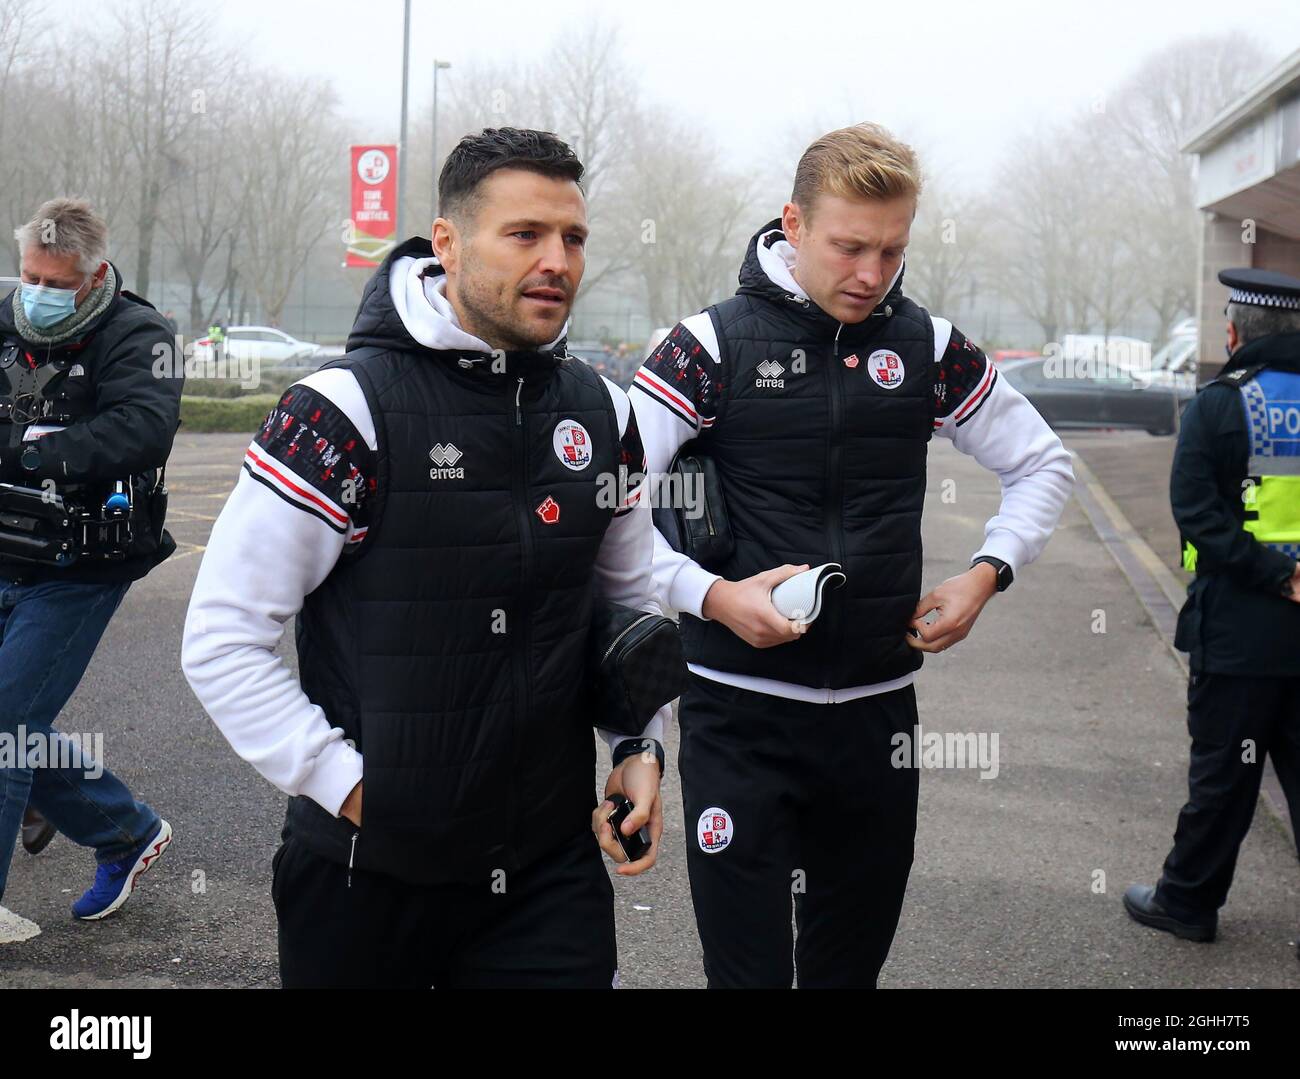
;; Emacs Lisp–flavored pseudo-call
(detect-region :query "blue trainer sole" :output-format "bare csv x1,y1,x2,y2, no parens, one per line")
75,819,173,921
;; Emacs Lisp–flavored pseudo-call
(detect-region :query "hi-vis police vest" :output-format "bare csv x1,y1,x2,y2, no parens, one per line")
1182,367,1300,571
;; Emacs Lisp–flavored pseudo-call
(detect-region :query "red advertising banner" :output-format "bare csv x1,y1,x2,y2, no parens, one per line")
346,144,398,268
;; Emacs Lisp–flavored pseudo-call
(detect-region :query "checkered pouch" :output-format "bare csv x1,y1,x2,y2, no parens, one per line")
589,601,688,736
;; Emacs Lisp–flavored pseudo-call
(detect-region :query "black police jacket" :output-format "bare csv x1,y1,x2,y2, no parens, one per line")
1172,331,1300,677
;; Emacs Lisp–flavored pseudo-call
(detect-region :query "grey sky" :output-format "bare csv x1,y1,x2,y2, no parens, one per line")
164,0,1300,186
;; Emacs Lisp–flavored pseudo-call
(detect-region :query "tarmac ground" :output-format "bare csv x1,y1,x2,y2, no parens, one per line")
1,426,1296,987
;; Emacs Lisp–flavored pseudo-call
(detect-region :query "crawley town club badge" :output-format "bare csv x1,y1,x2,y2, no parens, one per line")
867,349,905,389
553,418,593,470
697,807,733,854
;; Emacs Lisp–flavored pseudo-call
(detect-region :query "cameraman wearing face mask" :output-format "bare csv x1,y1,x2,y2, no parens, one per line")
0,198,180,927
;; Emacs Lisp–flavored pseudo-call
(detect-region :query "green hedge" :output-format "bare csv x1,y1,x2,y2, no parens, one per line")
182,366,303,399
180,394,280,433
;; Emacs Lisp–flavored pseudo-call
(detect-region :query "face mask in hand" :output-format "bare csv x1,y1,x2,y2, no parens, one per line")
20,278,86,329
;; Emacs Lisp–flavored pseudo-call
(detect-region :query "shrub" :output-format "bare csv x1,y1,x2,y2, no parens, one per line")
179,394,281,433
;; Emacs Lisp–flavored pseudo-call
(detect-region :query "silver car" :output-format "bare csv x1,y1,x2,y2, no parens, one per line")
194,325,322,365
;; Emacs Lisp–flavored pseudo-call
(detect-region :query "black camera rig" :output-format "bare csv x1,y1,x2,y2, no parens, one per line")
0,479,135,566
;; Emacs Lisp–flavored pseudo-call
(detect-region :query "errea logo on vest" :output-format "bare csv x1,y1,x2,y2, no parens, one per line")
429,442,464,479
755,359,785,388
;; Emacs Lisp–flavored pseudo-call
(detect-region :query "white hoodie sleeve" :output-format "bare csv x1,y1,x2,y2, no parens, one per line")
593,375,674,756
181,368,375,817
628,313,726,619
930,317,1075,572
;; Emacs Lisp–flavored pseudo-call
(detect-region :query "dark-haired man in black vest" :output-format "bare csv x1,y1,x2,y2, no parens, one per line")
183,129,667,988
632,123,1074,987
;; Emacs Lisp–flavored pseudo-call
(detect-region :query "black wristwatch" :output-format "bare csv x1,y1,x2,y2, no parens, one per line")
971,555,1014,592
611,737,665,777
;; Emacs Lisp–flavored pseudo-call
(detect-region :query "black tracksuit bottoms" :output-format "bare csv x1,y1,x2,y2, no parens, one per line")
678,671,920,988
1156,672,1300,920
272,827,617,988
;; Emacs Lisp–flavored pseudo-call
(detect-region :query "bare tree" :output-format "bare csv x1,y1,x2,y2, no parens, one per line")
159,50,252,335
0,0,36,175
42,46,138,259
0,0,45,271
541,21,636,203
986,128,1080,344
425,19,642,299
100,0,214,298
1105,32,1270,343
1064,114,1144,341
906,173,991,317
617,107,757,328
235,72,344,325
972,32,1272,348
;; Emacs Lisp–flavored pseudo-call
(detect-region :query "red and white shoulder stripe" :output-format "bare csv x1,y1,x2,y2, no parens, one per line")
242,444,351,534
632,366,713,430
930,316,999,433
951,362,998,428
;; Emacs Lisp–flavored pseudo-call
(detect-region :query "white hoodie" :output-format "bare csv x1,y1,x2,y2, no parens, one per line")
181,256,666,819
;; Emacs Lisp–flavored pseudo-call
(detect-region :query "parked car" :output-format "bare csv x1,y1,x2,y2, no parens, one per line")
1141,330,1198,392
193,325,322,365
1060,334,1153,376
1000,356,1194,436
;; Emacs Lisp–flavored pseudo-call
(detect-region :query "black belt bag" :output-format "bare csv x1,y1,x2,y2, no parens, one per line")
589,601,688,736
650,440,734,570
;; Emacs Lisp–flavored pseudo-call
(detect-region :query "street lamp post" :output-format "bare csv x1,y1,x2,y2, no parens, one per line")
395,0,412,244
432,59,451,220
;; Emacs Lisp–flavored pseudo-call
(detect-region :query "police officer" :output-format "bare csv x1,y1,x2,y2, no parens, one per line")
206,320,225,368
0,198,181,922
1125,268,1300,944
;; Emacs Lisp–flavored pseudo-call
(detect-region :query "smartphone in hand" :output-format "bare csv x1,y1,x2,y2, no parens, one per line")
606,793,652,862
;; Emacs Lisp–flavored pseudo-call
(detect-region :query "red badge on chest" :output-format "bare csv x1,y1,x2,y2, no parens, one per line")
535,495,560,524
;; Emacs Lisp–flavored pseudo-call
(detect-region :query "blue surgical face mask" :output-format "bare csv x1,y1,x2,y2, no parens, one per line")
20,277,86,329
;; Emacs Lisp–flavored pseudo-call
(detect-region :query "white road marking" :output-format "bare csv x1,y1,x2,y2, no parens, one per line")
0,906,41,944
